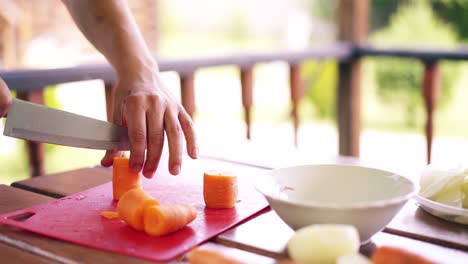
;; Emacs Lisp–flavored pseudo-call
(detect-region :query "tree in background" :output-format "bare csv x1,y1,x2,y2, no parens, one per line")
371,0,459,127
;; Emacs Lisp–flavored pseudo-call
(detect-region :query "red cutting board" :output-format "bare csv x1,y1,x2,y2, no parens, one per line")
0,170,268,262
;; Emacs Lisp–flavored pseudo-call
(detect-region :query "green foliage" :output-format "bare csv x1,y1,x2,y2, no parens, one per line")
371,0,459,127
302,60,337,119
432,0,468,41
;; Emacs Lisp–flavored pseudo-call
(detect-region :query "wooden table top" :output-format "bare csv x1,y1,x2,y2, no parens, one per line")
1,154,467,263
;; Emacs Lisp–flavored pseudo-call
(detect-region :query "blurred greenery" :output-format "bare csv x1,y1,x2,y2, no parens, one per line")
371,0,459,128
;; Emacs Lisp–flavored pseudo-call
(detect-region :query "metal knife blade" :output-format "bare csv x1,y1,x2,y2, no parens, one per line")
3,99,130,150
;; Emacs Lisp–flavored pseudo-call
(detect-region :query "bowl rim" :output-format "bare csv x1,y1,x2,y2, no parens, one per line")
254,164,418,210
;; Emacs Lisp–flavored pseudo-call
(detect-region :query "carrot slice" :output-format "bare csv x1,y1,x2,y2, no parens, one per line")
186,248,245,264
372,246,436,264
203,170,238,209
117,188,159,231
143,204,197,236
100,211,119,219
112,157,141,200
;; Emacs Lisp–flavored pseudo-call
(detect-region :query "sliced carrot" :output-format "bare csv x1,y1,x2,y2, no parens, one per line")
203,170,238,209
100,211,119,219
143,204,197,236
117,188,159,231
372,246,437,264
186,247,245,264
112,157,141,200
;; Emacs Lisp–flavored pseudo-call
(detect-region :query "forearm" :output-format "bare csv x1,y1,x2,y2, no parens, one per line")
62,0,157,79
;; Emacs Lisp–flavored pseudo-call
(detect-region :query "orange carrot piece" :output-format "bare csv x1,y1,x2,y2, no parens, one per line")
112,157,141,200
372,246,437,264
100,211,119,219
143,204,197,236
203,170,238,209
186,248,245,264
117,188,159,231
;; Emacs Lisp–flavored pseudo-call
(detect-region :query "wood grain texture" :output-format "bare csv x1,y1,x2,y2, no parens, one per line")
386,200,468,251
0,242,52,264
11,168,112,198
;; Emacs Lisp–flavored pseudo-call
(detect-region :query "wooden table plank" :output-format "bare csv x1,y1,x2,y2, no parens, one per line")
0,242,53,264
387,200,468,251
11,168,112,198
216,209,468,263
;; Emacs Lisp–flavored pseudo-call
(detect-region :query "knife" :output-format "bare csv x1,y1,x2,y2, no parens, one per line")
3,98,130,150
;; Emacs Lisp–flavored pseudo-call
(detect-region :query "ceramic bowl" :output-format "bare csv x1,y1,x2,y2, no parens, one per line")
254,164,417,244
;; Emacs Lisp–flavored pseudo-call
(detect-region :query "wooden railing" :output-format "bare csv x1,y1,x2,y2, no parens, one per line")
2,43,468,177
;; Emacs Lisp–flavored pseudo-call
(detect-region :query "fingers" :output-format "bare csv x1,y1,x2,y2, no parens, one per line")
101,150,124,167
0,78,12,117
179,110,198,159
165,110,183,175
142,97,165,178
126,96,147,172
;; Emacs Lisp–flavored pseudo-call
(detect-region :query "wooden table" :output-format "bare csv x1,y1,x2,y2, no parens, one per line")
1,153,467,263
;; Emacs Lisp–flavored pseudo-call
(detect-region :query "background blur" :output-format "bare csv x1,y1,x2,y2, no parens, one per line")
2,0,468,184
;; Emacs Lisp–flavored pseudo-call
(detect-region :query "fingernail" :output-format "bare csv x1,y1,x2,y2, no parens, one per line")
171,164,181,175
131,164,141,172
193,147,199,158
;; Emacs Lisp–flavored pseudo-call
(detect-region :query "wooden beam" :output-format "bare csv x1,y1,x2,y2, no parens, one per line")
240,67,254,140
336,0,369,157
289,64,302,146
180,72,196,118
422,61,441,164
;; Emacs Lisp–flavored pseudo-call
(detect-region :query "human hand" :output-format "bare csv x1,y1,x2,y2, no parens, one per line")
100,71,198,177
0,78,12,118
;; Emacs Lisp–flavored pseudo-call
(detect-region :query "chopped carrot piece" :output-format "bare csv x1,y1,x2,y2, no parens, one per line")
186,248,245,264
372,246,437,264
100,211,119,219
112,157,141,200
203,170,238,209
117,188,159,231
143,204,197,236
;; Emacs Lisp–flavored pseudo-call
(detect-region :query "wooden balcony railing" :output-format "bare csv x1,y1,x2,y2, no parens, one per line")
2,43,468,177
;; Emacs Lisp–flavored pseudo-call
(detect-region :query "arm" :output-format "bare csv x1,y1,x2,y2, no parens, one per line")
0,78,12,118
62,0,198,177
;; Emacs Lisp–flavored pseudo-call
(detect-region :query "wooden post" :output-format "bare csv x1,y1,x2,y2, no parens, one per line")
180,73,196,118
422,61,441,164
240,67,254,140
17,90,45,177
104,81,115,122
336,0,369,157
289,64,303,146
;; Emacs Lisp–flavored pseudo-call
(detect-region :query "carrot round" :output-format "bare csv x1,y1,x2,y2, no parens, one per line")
100,211,119,219
143,204,197,236
112,157,141,200
203,170,238,209
372,246,437,264
186,248,245,264
117,188,159,231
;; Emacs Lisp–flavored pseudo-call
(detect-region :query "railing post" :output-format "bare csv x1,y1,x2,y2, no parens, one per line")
240,67,254,140
336,0,369,157
17,90,45,177
289,63,303,146
104,81,115,122
180,72,196,118
422,61,441,164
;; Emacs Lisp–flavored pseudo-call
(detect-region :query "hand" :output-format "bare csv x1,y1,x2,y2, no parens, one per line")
100,71,198,177
0,78,12,118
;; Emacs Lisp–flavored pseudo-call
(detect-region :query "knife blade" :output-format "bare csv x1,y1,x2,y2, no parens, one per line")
3,98,130,150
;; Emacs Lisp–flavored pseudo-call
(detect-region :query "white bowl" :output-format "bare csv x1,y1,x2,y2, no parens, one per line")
254,164,417,244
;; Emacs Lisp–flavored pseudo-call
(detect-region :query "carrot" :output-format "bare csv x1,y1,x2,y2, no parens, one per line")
112,157,141,200
186,248,245,264
117,188,159,231
372,246,437,264
100,211,119,219
203,170,238,209
143,204,197,236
